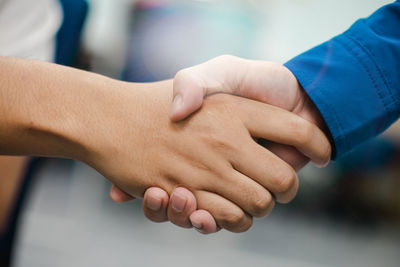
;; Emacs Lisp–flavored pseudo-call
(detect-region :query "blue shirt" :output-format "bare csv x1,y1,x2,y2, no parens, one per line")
284,1,400,159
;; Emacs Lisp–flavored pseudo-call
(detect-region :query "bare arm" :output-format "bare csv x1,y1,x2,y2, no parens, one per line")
0,57,112,159
0,56,330,233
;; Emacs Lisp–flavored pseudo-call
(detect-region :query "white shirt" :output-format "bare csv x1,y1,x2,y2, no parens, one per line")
0,0,62,62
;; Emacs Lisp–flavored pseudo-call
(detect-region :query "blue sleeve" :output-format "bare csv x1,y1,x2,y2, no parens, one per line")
284,1,400,159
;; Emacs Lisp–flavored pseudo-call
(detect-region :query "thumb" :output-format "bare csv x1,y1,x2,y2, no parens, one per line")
170,55,247,121
170,69,205,121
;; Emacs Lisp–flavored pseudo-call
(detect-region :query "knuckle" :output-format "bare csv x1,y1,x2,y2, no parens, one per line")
277,176,299,204
174,68,190,82
274,168,297,194
215,54,238,63
249,192,273,217
218,209,250,232
173,68,195,90
231,220,252,233
221,210,244,226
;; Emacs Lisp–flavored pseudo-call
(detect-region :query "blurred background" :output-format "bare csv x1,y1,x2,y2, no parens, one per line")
4,0,400,266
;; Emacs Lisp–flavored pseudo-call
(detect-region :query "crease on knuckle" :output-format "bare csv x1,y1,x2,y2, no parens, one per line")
218,209,250,233
274,168,297,194
277,177,299,204
250,192,272,217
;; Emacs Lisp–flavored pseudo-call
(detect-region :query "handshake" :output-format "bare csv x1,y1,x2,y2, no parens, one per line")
105,55,331,234
0,55,331,235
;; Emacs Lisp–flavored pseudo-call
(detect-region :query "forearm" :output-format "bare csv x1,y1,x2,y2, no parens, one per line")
0,57,121,161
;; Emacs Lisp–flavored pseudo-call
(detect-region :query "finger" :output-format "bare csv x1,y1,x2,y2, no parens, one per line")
190,210,220,234
231,139,299,204
171,69,206,121
204,168,275,218
160,152,273,219
232,96,331,166
109,184,136,202
143,187,169,223
259,140,309,171
195,190,257,233
167,187,197,228
171,55,246,121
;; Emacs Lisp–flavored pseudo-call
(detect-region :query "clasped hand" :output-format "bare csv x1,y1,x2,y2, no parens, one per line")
105,55,331,234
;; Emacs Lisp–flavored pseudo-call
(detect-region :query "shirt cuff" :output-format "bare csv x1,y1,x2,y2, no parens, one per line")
284,27,398,158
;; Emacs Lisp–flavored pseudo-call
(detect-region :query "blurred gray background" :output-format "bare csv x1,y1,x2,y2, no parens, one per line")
12,0,400,266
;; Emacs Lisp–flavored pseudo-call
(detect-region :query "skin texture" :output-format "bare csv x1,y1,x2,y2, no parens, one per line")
92,81,329,232
112,55,331,234
0,156,27,235
0,57,330,233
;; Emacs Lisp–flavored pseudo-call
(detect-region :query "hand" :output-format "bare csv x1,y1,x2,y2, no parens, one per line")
135,55,330,233
109,59,330,232
96,79,329,232
0,57,328,233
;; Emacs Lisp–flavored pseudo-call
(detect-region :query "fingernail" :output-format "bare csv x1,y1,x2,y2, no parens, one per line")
171,95,183,115
191,220,202,230
171,191,186,213
146,196,162,211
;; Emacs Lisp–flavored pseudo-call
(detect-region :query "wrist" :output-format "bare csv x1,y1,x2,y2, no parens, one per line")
72,79,157,168
6,58,124,163
24,73,118,163
53,77,134,164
